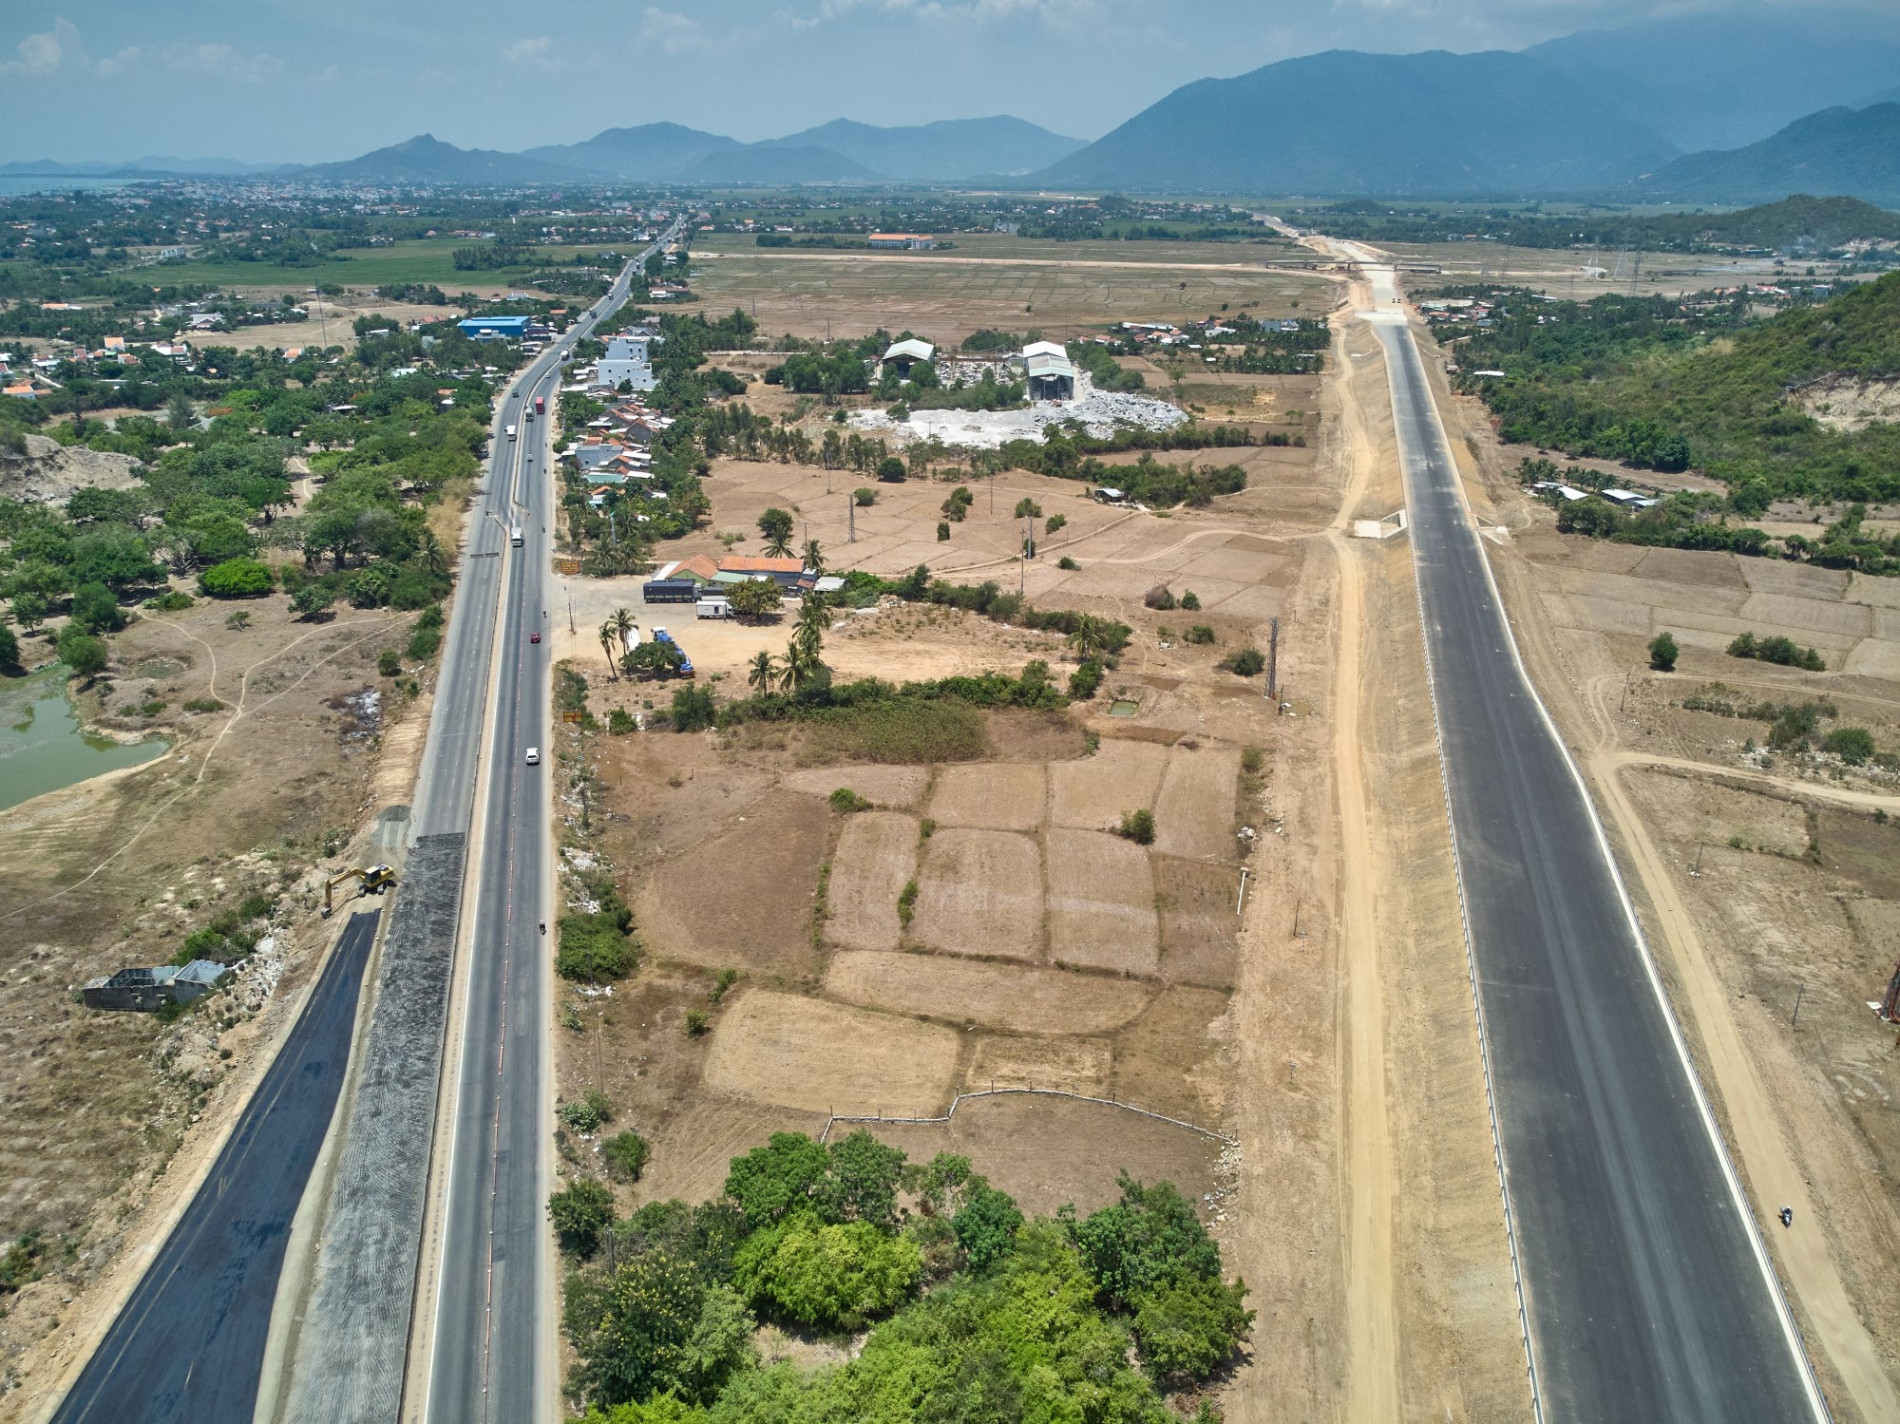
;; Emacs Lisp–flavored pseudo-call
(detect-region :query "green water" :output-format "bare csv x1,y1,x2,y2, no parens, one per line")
0,669,168,812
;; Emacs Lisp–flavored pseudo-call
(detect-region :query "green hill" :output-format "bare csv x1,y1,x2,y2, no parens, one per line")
1640,105,1900,207
1467,272,1900,508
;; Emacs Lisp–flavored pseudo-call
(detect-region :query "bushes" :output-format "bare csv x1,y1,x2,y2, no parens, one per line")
828,787,872,813
558,910,638,981
1116,809,1156,845
1143,584,1176,611
1648,631,1678,672
562,1089,615,1134
853,487,877,506
804,697,988,763
670,685,716,732
1185,625,1216,645
1823,727,1876,764
605,1130,651,1182
56,626,108,679
551,1177,616,1256
72,581,127,633
875,456,906,483
378,648,402,677
1068,659,1105,700
1728,631,1825,671
198,557,274,599
1220,647,1265,677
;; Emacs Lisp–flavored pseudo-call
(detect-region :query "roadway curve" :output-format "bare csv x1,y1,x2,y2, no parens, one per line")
1373,305,1829,1421
50,910,379,1424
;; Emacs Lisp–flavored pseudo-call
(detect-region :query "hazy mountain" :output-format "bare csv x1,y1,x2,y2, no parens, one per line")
765,116,1083,180
1033,49,1676,196
677,145,876,185
1637,105,1900,207
299,134,579,185
1527,13,1900,152
523,123,741,181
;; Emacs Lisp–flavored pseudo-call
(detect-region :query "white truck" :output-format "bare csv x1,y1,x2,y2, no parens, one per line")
510,526,524,547
505,424,517,441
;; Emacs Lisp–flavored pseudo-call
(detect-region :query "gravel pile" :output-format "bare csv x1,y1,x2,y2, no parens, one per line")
850,375,1189,451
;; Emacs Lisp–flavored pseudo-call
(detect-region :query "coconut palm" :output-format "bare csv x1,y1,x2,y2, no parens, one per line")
1067,614,1114,662
747,649,776,696
763,529,794,558
801,538,825,576
610,606,637,657
598,620,620,680
792,593,828,666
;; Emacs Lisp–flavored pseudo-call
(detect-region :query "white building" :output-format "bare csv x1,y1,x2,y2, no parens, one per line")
596,333,656,393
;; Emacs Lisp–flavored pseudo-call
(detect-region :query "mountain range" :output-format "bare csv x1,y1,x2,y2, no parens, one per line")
3,14,1897,205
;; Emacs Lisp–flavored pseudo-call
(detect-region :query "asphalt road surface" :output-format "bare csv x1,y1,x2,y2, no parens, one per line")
1373,314,1827,1422
50,911,379,1424
423,222,684,1424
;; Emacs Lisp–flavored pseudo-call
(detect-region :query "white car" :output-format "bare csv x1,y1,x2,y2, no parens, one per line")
524,747,541,765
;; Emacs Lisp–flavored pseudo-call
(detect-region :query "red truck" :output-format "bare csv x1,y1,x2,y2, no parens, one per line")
534,394,546,416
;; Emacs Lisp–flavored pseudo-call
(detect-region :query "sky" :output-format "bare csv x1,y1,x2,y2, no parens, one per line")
0,0,1894,163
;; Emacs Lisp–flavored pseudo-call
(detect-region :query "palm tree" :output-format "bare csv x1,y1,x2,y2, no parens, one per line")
610,606,637,657
763,529,794,558
418,528,448,575
776,646,809,694
801,538,825,576
747,649,776,696
598,620,620,680
1068,614,1113,662
793,594,828,666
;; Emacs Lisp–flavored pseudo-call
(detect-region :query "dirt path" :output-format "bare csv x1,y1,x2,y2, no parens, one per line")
1321,277,1401,1422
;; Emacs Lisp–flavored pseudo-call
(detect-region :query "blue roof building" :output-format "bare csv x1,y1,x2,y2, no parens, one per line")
458,315,532,341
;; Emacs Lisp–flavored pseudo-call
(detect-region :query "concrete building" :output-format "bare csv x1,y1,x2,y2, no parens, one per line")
83,959,230,1012
595,333,656,393
868,233,937,250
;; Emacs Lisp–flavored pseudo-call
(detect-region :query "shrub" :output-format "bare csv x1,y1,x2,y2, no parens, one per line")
198,558,275,599
1068,659,1105,700
670,684,716,732
1057,555,1079,570
604,1130,651,1182
936,521,951,541
407,624,442,660
1046,513,1066,534
828,787,872,813
549,1176,615,1256
685,1008,710,1037
853,487,877,506
146,590,194,612
1824,727,1876,764
897,879,918,926
183,697,224,713
1179,591,1200,611
1220,647,1265,677
558,911,637,981
1186,625,1216,645
1116,808,1156,845
1131,1274,1254,1384
291,583,336,620
57,626,108,679
609,707,637,734
1648,631,1679,672
1727,631,1825,671
1013,497,1042,519
560,1089,614,1134
378,648,402,677
223,610,251,631
1143,585,1176,611
876,456,906,483
733,1216,922,1332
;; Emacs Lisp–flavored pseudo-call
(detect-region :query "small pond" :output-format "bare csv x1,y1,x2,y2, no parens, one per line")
1107,699,1140,718
0,668,169,813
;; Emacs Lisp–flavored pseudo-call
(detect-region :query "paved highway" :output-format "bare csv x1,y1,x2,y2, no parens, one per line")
1373,310,1828,1421
422,218,686,1424
51,910,379,1424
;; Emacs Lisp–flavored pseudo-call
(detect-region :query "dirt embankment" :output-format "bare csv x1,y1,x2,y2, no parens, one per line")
0,435,143,506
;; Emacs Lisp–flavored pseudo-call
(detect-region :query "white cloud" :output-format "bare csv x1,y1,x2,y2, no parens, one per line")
641,8,709,53
502,36,556,65
2,18,80,76
165,42,284,83
94,47,142,78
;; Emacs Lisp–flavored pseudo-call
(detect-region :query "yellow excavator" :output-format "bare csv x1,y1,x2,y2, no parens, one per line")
322,864,397,917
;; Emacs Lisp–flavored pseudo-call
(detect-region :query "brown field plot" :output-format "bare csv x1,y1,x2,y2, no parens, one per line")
911,828,1045,961
1046,828,1160,974
927,761,1047,830
825,950,1153,1035
702,990,962,1116
824,811,920,953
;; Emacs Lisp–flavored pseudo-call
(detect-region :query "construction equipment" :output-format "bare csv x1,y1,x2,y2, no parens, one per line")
322,864,396,917
1877,960,1900,1023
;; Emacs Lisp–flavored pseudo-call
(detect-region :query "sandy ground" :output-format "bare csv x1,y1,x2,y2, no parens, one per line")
0,589,440,1415
1422,261,1900,1420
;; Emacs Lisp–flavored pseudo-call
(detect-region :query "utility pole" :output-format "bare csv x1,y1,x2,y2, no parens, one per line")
848,494,856,543
1266,616,1280,701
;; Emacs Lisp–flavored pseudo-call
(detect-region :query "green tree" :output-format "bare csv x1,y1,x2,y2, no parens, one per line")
1065,1174,1222,1308
724,1133,829,1231
875,456,906,483
0,623,21,674
1648,631,1679,672
550,1177,616,1257
1014,497,1042,519
818,1130,906,1228
800,538,824,575
733,1216,921,1331
167,392,195,432
70,581,126,633
726,578,782,621
57,626,108,680
853,487,877,506
1130,1274,1253,1384
569,1250,756,1407
757,507,794,555
291,582,336,620
951,1184,1024,1271
600,620,622,680
71,525,161,592
746,649,776,696
623,639,687,680
669,685,716,732
1823,726,1876,764
1117,808,1156,845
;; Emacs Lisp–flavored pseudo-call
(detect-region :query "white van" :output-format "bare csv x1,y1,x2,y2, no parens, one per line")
505,424,517,440
695,597,730,619
524,747,540,766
